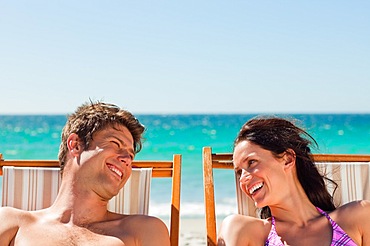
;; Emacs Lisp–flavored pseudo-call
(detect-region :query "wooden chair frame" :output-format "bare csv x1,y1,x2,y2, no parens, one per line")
202,146,370,246
0,153,182,246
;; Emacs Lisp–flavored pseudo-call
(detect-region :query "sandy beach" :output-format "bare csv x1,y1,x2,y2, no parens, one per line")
179,218,207,246
162,217,225,246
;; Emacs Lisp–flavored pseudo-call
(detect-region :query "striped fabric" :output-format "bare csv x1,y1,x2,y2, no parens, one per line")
2,167,61,211
108,168,152,214
316,162,370,206
1,166,152,215
236,162,370,216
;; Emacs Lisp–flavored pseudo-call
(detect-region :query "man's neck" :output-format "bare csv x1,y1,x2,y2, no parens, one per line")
48,180,111,226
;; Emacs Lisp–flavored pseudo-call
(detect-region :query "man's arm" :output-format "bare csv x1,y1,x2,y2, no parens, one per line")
124,215,170,246
0,207,20,246
140,216,170,246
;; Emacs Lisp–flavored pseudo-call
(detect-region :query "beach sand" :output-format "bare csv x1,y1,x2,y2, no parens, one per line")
162,217,225,246
179,218,207,245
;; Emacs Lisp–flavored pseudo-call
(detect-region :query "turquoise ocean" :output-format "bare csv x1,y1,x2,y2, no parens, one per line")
1,114,370,218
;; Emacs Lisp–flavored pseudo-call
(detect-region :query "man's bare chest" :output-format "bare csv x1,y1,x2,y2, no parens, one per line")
14,222,130,246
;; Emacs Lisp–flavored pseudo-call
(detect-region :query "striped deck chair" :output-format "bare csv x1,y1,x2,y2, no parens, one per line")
2,166,152,214
202,146,370,246
0,153,182,246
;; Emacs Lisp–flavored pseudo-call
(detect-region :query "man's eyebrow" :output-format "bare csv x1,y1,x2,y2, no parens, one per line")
114,136,128,147
112,136,135,154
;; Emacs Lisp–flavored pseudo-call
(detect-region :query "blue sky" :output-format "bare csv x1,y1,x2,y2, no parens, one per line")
1,1,369,114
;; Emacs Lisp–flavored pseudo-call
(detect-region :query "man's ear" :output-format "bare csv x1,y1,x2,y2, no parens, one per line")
67,133,83,156
283,149,296,170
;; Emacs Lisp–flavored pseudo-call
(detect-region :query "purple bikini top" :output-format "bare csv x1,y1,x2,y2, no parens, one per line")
264,207,357,246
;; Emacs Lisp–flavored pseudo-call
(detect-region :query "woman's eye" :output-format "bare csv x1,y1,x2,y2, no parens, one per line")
248,160,256,166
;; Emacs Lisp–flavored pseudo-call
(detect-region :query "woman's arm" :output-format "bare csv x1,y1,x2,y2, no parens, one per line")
218,214,268,246
357,200,370,246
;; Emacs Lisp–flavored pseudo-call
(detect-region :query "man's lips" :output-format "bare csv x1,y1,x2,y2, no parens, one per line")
106,163,123,179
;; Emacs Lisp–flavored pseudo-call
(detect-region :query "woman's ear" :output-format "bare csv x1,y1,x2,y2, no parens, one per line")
67,133,83,156
283,149,296,170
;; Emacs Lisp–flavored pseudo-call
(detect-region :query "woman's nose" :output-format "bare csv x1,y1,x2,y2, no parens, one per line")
239,170,250,184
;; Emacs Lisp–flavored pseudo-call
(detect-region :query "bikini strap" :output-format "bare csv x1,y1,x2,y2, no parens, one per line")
316,207,358,246
316,207,335,225
265,216,285,246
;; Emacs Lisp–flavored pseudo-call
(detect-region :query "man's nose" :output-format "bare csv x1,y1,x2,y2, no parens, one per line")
118,154,132,166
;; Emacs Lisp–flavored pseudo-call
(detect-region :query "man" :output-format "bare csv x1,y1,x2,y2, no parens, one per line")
0,101,170,245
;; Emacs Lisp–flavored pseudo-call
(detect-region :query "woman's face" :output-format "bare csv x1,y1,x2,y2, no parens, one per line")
233,140,288,208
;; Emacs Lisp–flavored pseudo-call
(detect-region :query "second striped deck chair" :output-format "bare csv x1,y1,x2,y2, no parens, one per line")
236,155,370,216
203,146,370,246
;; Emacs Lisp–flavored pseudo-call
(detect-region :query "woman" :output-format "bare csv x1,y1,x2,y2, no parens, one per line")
218,117,370,246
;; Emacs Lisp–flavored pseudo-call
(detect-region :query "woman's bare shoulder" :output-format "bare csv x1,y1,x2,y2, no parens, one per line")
331,200,370,226
334,200,370,217
331,200,370,245
218,214,270,246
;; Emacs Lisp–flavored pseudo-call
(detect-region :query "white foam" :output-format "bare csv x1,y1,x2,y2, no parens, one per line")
149,201,238,218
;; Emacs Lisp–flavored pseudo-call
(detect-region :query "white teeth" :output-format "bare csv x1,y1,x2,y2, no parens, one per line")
108,165,123,178
249,183,263,195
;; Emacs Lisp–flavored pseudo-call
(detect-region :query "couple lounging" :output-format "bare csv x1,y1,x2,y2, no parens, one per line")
0,101,369,245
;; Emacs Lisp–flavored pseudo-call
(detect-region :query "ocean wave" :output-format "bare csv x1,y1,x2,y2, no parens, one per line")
149,201,238,218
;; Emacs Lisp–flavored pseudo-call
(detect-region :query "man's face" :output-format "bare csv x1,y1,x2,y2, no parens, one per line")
77,124,135,199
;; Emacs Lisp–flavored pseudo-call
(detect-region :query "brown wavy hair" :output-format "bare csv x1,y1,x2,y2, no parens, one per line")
234,116,337,219
58,101,145,175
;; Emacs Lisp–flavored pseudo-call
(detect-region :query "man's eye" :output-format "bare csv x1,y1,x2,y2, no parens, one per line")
111,141,120,147
248,160,256,166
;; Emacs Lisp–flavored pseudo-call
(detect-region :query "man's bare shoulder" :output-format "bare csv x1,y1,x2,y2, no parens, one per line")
116,214,170,246
0,206,44,225
118,213,168,229
0,206,35,224
218,214,270,246
0,207,36,245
